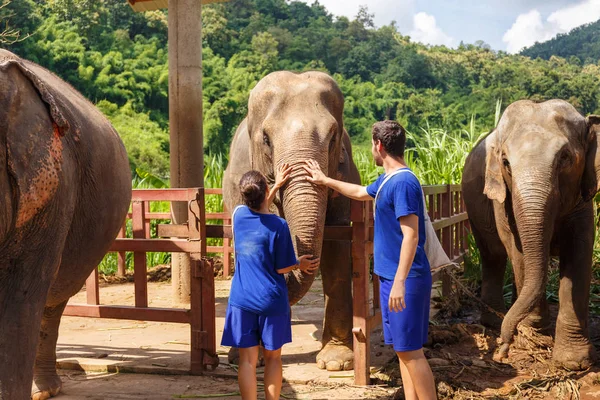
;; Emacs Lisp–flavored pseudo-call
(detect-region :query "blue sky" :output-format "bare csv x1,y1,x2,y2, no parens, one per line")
300,0,600,53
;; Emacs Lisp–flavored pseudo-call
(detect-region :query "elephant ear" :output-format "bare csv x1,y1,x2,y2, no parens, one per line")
0,59,69,228
581,115,600,202
483,133,506,203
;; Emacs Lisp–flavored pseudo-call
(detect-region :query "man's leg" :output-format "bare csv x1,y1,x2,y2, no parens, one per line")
399,357,418,400
263,347,283,400
238,346,259,400
397,349,436,400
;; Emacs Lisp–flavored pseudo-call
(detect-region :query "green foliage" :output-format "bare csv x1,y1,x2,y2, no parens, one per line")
4,0,600,162
522,20,600,64
98,101,170,177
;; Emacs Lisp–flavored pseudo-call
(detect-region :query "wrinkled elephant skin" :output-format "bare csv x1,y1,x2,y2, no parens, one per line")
223,71,360,371
462,99,600,369
0,50,131,399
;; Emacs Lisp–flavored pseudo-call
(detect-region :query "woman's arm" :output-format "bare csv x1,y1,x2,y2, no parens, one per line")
277,254,320,275
267,163,293,208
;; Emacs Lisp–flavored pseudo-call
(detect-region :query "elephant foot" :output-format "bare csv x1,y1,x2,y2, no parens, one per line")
520,314,551,333
553,342,596,370
32,373,62,400
493,343,510,363
481,310,502,330
316,342,353,371
227,347,264,367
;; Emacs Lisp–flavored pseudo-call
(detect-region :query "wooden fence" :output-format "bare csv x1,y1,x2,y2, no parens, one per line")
63,184,468,383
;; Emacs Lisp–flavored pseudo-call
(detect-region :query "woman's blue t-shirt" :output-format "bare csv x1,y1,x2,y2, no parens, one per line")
229,206,298,316
366,169,430,280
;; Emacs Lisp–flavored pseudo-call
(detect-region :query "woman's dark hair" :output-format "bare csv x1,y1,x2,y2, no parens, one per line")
372,120,406,158
239,170,268,210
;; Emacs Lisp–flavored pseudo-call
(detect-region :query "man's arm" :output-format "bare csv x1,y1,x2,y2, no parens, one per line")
303,160,372,201
388,214,419,313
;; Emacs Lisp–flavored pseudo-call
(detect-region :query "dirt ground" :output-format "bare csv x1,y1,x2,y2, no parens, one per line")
56,268,600,399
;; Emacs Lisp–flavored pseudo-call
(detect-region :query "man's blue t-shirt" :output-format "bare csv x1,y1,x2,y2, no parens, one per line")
229,206,298,316
366,169,430,280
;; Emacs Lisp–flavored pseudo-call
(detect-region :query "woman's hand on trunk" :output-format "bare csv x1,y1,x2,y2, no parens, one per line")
274,163,293,189
298,254,320,274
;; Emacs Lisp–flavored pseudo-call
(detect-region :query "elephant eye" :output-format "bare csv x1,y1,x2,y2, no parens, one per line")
263,132,271,147
329,136,336,152
559,151,572,170
502,158,511,175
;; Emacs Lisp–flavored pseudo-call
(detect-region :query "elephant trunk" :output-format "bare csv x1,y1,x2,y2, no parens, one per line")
278,155,328,305
500,172,556,349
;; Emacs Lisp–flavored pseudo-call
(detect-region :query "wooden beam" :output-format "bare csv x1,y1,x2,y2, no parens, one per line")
64,304,191,323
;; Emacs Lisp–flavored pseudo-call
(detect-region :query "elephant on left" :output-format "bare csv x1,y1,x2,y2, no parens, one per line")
0,50,132,400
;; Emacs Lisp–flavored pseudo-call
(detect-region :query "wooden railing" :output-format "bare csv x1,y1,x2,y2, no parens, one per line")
64,184,468,383
63,188,219,374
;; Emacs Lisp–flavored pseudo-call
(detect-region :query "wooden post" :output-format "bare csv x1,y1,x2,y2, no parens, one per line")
169,0,204,304
86,268,99,305
145,201,151,238
132,200,148,308
441,186,452,297
188,188,217,374
117,222,127,277
352,200,371,386
223,203,232,277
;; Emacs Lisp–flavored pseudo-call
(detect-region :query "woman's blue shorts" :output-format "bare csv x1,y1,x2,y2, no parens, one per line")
379,274,432,352
221,304,292,351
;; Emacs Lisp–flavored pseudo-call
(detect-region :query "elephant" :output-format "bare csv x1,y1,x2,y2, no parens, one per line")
223,71,360,371
462,99,600,370
0,50,131,399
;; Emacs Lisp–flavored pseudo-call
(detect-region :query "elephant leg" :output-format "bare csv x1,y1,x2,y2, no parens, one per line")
553,207,596,370
315,239,353,371
31,301,68,400
0,262,59,400
472,222,508,329
508,246,550,331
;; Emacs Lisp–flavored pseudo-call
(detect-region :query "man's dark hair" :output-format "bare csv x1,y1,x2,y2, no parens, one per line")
239,171,268,210
372,120,406,158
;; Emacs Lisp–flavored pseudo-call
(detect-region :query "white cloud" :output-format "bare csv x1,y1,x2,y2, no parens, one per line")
298,0,415,28
503,0,600,53
409,12,454,46
547,0,600,31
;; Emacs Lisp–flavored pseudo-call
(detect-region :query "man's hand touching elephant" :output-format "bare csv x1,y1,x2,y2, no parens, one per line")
303,159,328,185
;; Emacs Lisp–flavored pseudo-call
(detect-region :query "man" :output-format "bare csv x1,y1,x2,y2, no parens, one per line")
303,120,437,400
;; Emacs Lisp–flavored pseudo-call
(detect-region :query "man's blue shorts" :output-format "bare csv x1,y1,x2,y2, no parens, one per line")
379,274,432,352
221,304,292,351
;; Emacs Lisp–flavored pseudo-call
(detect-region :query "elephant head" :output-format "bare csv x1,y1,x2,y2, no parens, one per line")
246,71,346,303
0,50,75,241
483,99,600,347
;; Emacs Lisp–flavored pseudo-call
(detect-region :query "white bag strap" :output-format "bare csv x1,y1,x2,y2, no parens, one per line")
374,169,429,221
230,205,244,248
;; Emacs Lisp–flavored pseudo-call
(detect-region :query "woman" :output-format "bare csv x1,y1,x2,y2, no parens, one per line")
222,164,320,400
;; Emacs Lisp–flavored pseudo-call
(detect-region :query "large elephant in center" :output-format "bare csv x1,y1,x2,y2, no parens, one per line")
462,99,600,369
223,71,360,371
0,50,131,399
